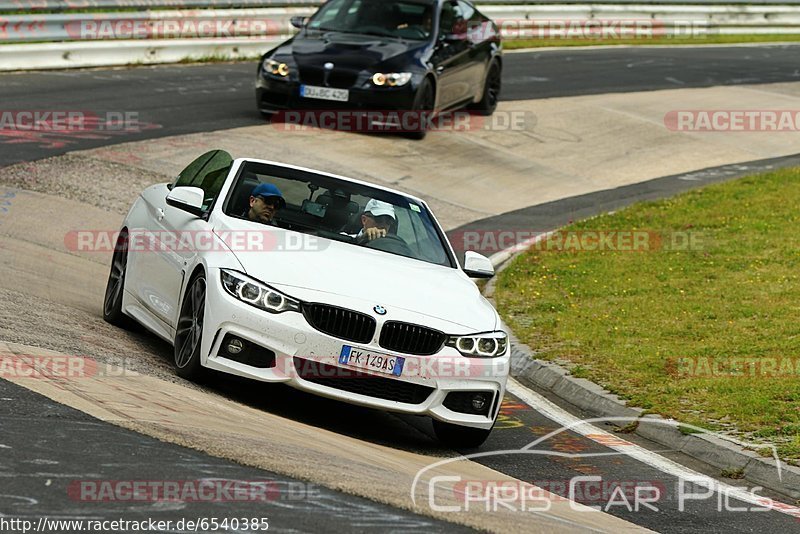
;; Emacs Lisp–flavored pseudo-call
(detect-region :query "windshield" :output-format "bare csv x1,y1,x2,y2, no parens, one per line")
307,0,435,41
224,161,455,268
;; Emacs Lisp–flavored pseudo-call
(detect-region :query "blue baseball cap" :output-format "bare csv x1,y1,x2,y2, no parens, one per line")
251,183,286,208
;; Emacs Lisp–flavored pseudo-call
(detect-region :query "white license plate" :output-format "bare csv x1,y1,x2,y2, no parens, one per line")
300,84,349,102
339,345,404,377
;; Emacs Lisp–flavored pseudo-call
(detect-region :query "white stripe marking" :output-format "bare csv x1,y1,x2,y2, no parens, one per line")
506,377,800,520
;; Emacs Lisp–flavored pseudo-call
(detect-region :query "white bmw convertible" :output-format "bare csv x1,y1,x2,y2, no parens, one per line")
104,150,509,447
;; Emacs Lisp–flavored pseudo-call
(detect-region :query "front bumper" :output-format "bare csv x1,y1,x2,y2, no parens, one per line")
202,268,508,429
256,75,418,115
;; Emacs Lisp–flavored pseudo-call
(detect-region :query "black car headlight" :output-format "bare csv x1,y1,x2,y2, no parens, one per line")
263,58,291,78
446,331,508,358
371,72,412,87
220,269,301,314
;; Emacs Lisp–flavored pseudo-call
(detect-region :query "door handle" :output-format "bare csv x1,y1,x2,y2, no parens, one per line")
157,207,165,221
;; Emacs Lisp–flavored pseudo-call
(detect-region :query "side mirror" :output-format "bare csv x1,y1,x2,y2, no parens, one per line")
463,251,494,279
166,186,205,217
290,16,308,29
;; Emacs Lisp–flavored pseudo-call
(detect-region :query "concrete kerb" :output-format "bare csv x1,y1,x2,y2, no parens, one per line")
483,233,800,501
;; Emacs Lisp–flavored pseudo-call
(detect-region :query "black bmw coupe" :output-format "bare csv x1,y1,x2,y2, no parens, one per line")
255,0,502,137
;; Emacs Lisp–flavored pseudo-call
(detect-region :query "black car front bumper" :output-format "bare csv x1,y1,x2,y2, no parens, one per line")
256,75,419,114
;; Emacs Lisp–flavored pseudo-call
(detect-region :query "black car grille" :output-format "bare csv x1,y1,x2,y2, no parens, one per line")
302,303,376,344
294,358,434,404
379,321,447,356
299,67,359,89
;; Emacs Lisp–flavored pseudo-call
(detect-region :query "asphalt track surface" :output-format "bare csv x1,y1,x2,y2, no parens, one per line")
0,378,463,533
1,44,800,167
3,46,800,532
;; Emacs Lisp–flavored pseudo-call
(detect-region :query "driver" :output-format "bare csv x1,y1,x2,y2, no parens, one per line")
244,183,286,225
356,199,396,242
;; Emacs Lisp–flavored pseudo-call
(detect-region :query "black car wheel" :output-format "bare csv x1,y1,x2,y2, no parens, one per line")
407,77,435,140
472,61,501,116
433,418,493,449
174,273,207,380
103,230,131,327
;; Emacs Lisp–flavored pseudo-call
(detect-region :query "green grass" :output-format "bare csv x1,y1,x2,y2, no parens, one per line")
494,167,800,460
504,34,800,49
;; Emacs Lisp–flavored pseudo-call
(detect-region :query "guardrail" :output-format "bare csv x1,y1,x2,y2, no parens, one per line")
3,3,800,70
2,0,800,10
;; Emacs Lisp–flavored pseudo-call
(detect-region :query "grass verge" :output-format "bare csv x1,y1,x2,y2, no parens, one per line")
494,167,800,461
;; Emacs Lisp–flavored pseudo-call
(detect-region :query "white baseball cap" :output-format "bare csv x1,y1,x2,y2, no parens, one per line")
364,199,396,220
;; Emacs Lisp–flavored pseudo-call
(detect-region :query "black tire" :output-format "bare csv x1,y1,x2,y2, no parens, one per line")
433,418,493,449
174,272,207,381
472,61,501,116
407,78,435,140
103,230,131,327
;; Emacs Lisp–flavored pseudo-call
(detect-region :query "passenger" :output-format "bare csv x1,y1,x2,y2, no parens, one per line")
356,199,396,241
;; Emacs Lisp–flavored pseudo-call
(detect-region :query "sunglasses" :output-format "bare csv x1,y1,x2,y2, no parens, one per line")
258,196,282,209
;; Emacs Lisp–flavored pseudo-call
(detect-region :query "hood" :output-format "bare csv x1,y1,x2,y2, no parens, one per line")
214,220,497,332
290,30,427,73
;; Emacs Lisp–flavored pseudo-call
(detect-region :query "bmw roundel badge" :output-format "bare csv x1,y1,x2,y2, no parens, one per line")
373,305,387,315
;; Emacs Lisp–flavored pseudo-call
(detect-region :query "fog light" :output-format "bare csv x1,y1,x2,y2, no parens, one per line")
226,338,244,355
471,394,487,411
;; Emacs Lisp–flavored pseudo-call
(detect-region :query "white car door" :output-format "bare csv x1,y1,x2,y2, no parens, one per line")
134,150,233,330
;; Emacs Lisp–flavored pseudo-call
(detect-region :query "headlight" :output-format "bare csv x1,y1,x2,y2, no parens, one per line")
371,72,412,87
446,331,508,358
264,59,290,77
220,269,301,314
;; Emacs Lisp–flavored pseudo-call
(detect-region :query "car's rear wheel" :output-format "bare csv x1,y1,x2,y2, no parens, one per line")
433,418,493,449
407,78,435,140
472,61,501,116
103,230,131,327
174,273,207,380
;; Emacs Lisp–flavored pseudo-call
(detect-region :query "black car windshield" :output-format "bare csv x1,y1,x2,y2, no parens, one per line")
308,0,435,41
224,161,455,268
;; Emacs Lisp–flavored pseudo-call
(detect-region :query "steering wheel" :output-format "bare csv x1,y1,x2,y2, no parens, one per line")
362,234,414,257
402,26,428,39
358,25,392,37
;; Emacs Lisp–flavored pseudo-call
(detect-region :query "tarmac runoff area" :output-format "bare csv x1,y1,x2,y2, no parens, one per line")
2,81,800,529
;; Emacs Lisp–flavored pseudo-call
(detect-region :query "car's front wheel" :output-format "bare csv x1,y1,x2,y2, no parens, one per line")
174,272,207,380
103,230,131,327
407,78,435,140
472,61,501,116
433,418,493,449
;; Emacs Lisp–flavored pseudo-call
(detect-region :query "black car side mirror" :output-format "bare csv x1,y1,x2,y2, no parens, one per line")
290,16,308,29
